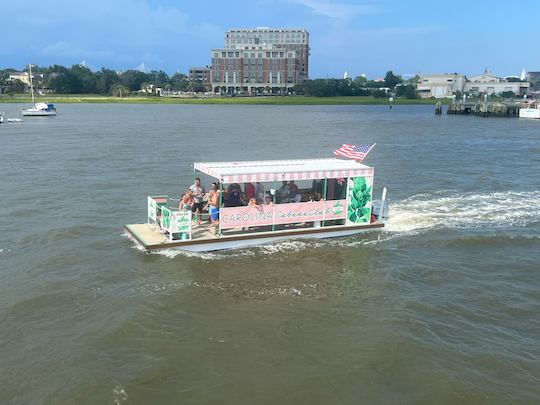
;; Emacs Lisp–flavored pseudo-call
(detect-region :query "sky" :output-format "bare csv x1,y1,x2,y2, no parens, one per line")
1,0,539,79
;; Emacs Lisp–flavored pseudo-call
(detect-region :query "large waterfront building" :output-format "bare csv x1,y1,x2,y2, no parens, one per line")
416,73,466,98
463,69,529,96
417,69,530,98
210,27,309,93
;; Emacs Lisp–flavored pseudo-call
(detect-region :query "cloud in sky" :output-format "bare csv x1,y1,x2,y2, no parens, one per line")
289,0,377,20
1,0,539,78
2,0,222,72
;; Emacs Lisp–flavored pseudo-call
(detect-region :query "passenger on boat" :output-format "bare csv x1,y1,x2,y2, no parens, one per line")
247,197,259,207
207,182,220,225
189,178,206,225
288,180,301,202
244,182,256,202
278,181,290,203
263,195,273,205
179,191,194,211
225,184,242,207
255,182,265,203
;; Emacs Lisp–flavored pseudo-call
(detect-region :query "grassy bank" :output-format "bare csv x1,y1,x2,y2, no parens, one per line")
0,94,449,105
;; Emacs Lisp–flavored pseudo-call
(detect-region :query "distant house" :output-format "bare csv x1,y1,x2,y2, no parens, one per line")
139,83,162,96
416,73,466,98
8,71,31,85
463,68,529,96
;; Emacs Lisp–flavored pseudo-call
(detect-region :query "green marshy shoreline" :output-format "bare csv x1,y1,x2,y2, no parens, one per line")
0,95,448,105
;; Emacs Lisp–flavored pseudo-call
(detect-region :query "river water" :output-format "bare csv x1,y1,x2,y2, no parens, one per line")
1,103,539,404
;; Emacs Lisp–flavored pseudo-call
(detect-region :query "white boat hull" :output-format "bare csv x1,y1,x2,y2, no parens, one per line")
125,222,384,253
519,108,540,119
21,109,57,116
176,226,378,252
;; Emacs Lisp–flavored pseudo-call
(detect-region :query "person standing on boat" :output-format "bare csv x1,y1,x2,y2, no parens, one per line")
207,182,220,226
189,177,205,225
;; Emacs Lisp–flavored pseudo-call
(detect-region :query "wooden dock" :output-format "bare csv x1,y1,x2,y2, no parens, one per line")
446,101,524,117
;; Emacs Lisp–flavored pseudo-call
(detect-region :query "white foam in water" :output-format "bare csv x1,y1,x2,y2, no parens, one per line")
385,190,540,234
112,384,128,404
121,231,146,252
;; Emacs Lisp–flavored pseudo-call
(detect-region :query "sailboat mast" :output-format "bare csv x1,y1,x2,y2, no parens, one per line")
28,64,35,107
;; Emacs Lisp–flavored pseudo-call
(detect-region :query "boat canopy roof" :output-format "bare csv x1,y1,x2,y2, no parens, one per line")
194,158,374,183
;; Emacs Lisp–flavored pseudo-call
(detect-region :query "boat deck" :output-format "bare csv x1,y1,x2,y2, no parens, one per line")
125,221,384,251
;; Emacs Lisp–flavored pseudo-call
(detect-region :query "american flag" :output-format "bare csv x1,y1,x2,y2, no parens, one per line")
333,144,375,161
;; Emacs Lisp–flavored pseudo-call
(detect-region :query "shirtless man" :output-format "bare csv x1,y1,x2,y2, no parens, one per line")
207,182,220,226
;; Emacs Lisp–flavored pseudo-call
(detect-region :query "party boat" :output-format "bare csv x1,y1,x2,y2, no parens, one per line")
125,158,389,252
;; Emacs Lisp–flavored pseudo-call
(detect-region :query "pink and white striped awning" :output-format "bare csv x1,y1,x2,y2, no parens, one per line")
194,158,374,183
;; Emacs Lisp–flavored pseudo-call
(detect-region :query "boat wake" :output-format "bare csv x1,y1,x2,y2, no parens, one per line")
385,190,540,234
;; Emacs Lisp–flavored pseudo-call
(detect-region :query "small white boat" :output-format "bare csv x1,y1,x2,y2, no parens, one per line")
519,101,540,119
125,158,389,252
21,102,57,117
20,64,57,117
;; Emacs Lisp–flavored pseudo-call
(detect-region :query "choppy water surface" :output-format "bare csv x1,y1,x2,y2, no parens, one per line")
1,103,539,404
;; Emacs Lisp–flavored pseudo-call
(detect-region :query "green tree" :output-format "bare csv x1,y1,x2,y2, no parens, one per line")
95,68,119,95
384,71,403,89
147,70,169,87
169,72,189,91
395,84,417,99
500,91,516,98
110,84,131,97
9,79,26,93
70,64,96,93
353,75,368,86
120,70,150,91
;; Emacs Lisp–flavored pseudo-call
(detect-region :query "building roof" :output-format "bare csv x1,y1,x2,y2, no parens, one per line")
194,158,374,183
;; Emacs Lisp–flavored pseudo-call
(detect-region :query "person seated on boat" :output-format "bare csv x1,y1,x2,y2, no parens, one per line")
263,195,273,206
247,197,259,207
179,191,194,211
288,180,301,202
189,177,206,225
278,181,290,203
255,182,265,203
207,182,221,226
244,182,256,202
225,184,242,207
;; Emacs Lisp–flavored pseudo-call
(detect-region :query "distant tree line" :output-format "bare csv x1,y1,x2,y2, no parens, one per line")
0,65,421,98
301,71,418,98
0,64,208,95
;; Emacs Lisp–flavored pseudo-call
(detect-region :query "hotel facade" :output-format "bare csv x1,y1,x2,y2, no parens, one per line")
210,28,309,93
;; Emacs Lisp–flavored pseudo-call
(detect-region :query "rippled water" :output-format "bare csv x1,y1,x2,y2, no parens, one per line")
1,103,539,404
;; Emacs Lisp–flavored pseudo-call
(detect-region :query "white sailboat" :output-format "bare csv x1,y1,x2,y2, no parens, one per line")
21,64,57,117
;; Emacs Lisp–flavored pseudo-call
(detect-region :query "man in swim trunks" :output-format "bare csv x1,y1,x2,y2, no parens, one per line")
208,182,220,226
